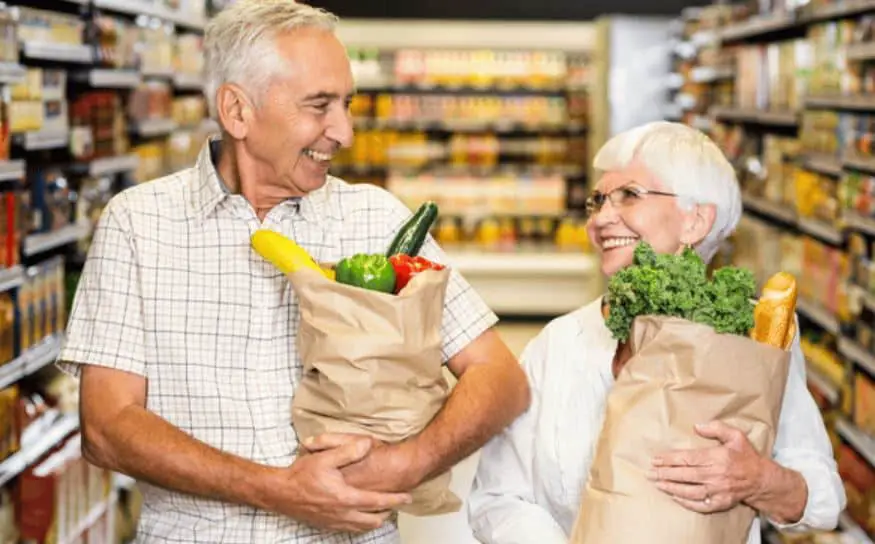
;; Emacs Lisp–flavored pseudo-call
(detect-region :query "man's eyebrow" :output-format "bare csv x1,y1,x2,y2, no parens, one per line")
303,91,354,101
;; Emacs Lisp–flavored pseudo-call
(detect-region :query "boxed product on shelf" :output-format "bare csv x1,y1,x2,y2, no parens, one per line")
0,385,18,462
17,435,114,544
799,110,851,157
171,96,206,128
807,20,856,97
0,6,18,66
855,368,875,437
175,33,204,77
128,82,173,122
13,7,83,46
138,21,175,75
89,15,138,70
14,257,66,355
166,127,210,173
131,142,168,182
70,91,129,161
842,170,875,218
0,187,23,269
838,443,875,537
0,291,14,364
24,167,72,235
795,168,840,224
370,93,569,128
10,69,41,102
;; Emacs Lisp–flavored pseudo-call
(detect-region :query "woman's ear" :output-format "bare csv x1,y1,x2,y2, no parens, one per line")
682,203,717,246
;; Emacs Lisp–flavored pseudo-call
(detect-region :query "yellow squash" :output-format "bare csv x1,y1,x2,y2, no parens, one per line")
250,229,330,279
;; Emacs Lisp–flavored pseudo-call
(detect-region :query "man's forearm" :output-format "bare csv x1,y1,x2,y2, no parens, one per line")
410,359,529,483
747,461,808,525
83,404,274,511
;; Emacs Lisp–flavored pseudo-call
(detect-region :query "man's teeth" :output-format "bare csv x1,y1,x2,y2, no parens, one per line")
602,237,639,249
304,149,333,162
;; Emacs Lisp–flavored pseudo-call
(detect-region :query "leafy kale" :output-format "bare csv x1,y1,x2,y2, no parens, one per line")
605,242,756,343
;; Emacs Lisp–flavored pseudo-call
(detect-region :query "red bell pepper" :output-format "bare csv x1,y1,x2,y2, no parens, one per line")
389,254,445,293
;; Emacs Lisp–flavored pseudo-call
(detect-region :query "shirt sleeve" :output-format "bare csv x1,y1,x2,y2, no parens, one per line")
768,315,846,533
467,327,568,544
56,198,148,378
383,197,499,362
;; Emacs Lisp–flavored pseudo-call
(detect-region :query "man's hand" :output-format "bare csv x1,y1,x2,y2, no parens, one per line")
304,433,419,494
648,421,767,513
267,436,413,533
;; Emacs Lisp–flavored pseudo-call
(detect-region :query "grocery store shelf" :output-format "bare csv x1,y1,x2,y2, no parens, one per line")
446,251,603,316
133,118,178,138
88,154,140,177
0,266,23,294
718,13,801,43
836,418,875,467
809,0,875,23
805,360,840,405
797,217,844,245
0,334,64,391
0,159,25,182
0,62,25,84
839,336,875,376
847,41,875,61
711,106,798,126
806,94,875,111
844,153,875,173
845,212,875,236
690,65,734,83
799,153,843,176
142,67,175,79
742,195,797,224
23,223,91,257
0,413,78,488
796,297,840,334
16,128,69,151
357,117,579,134
839,511,874,544
62,491,116,544
173,73,203,91
21,42,94,64
75,68,142,89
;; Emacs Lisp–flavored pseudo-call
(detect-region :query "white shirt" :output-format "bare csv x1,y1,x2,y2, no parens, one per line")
467,297,846,544
58,139,498,543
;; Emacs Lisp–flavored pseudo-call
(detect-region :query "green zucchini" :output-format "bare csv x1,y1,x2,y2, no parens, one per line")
386,201,439,256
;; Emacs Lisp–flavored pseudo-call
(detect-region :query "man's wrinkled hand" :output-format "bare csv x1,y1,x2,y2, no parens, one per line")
264,436,412,533
305,433,422,494
648,421,767,514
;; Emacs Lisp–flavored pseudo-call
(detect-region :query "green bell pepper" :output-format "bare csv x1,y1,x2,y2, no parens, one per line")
335,253,397,294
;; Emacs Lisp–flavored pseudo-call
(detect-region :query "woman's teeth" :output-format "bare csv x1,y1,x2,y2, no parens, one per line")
602,237,639,250
304,149,333,162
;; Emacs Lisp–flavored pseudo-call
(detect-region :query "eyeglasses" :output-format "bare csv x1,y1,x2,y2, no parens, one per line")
585,185,678,217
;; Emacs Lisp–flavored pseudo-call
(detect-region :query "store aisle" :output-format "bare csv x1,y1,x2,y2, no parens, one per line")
398,320,546,544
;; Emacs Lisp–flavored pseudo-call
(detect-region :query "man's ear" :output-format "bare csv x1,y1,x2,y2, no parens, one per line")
215,83,255,139
683,203,717,246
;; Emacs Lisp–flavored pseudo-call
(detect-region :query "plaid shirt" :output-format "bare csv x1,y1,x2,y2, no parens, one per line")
58,139,499,543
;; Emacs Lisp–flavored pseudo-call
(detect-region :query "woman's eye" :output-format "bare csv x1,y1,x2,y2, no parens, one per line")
621,188,643,201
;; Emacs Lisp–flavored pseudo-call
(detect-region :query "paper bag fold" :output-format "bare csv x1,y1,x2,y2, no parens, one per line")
570,315,791,544
289,267,461,516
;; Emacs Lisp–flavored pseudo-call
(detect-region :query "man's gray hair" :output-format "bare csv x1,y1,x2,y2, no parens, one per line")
204,0,339,119
593,121,743,263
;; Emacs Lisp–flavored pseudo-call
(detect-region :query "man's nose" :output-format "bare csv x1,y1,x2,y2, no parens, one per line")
327,109,354,149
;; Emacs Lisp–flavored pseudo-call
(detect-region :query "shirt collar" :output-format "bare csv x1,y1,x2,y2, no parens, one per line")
189,136,336,224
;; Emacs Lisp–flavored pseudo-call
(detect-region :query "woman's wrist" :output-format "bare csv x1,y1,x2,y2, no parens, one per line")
746,458,809,525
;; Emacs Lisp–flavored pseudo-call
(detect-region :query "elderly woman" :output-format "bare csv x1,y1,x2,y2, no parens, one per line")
467,121,846,544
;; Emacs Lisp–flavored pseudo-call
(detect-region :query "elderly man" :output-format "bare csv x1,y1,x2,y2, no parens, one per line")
58,1,530,542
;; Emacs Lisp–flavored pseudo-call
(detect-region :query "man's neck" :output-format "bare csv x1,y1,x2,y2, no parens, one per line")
215,139,302,220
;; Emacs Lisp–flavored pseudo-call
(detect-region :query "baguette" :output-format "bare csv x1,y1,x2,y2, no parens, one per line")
751,272,798,350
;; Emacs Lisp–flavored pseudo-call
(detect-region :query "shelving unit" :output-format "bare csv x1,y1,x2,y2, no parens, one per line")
670,3,875,542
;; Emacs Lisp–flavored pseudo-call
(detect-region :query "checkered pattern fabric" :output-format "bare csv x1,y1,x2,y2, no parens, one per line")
58,139,499,543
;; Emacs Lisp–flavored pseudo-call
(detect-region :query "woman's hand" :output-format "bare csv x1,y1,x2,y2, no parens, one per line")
648,421,767,513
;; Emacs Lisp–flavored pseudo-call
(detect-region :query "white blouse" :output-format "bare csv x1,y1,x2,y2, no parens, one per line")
468,298,846,544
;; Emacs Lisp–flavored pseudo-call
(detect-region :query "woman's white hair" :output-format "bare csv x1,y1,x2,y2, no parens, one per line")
593,121,742,263
204,0,339,119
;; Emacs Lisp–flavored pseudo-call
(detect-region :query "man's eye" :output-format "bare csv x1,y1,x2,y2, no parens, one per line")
311,103,329,111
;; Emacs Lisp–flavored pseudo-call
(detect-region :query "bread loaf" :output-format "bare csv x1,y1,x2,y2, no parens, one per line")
751,272,798,350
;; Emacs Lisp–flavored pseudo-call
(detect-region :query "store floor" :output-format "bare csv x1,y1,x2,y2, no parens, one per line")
398,319,546,544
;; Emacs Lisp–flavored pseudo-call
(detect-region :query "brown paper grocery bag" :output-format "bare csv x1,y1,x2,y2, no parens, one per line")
571,315,791,544
288,266,461,516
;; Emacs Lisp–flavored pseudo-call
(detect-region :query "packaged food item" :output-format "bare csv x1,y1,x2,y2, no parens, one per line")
13,7,83,46
854,369,875,436
0,292,13,364
0,385,18,463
